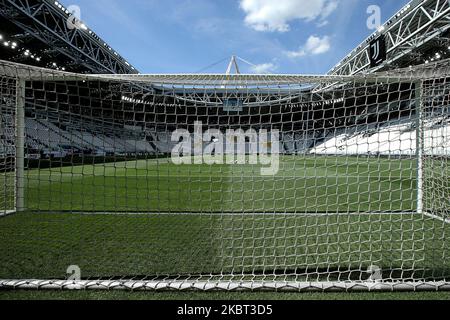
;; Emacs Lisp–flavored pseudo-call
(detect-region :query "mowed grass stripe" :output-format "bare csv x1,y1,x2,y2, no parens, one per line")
0,156,448,281
15,156,418,212
23,156,417,175
0,213,448,280
24,175,416,212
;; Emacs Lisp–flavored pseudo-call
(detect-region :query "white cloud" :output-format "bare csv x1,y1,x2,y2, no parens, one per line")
316,20,329,28
240,0,339,32
320,1,338,20
285,35,331,58
250,62,277,74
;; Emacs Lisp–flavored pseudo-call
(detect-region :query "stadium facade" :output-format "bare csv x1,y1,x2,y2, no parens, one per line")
0,0,449,160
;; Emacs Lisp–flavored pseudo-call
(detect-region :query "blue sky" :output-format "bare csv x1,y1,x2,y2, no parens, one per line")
61,0,407,74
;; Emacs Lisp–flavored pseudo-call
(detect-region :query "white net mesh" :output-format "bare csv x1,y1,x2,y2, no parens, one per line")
0,60,449,291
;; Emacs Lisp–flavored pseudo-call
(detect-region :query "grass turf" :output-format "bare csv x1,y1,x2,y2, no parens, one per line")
1,290,450,300
0,155,449,298
22,155,420,212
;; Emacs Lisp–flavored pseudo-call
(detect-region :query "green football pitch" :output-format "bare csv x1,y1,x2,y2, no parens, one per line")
23,155,420,212
0,155,449,292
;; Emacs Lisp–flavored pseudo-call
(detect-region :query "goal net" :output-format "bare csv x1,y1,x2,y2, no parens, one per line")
0,59,449,291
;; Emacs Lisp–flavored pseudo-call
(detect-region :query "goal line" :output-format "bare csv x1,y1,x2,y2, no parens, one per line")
1,280,450,292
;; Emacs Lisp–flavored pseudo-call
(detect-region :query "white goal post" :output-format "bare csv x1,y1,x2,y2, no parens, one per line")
0,59,449,292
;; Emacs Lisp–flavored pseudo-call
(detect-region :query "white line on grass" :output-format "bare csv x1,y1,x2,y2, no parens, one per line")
423,212,450,225
0,210,16,217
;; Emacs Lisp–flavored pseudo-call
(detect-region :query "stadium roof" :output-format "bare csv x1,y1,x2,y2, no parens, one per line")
0,0,138,74
328,0,450,76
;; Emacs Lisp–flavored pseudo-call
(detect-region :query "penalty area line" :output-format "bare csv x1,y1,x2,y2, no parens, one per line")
423,212,450,225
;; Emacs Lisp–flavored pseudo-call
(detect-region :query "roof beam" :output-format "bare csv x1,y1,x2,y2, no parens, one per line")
328,0,450,77
0,0,138,74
